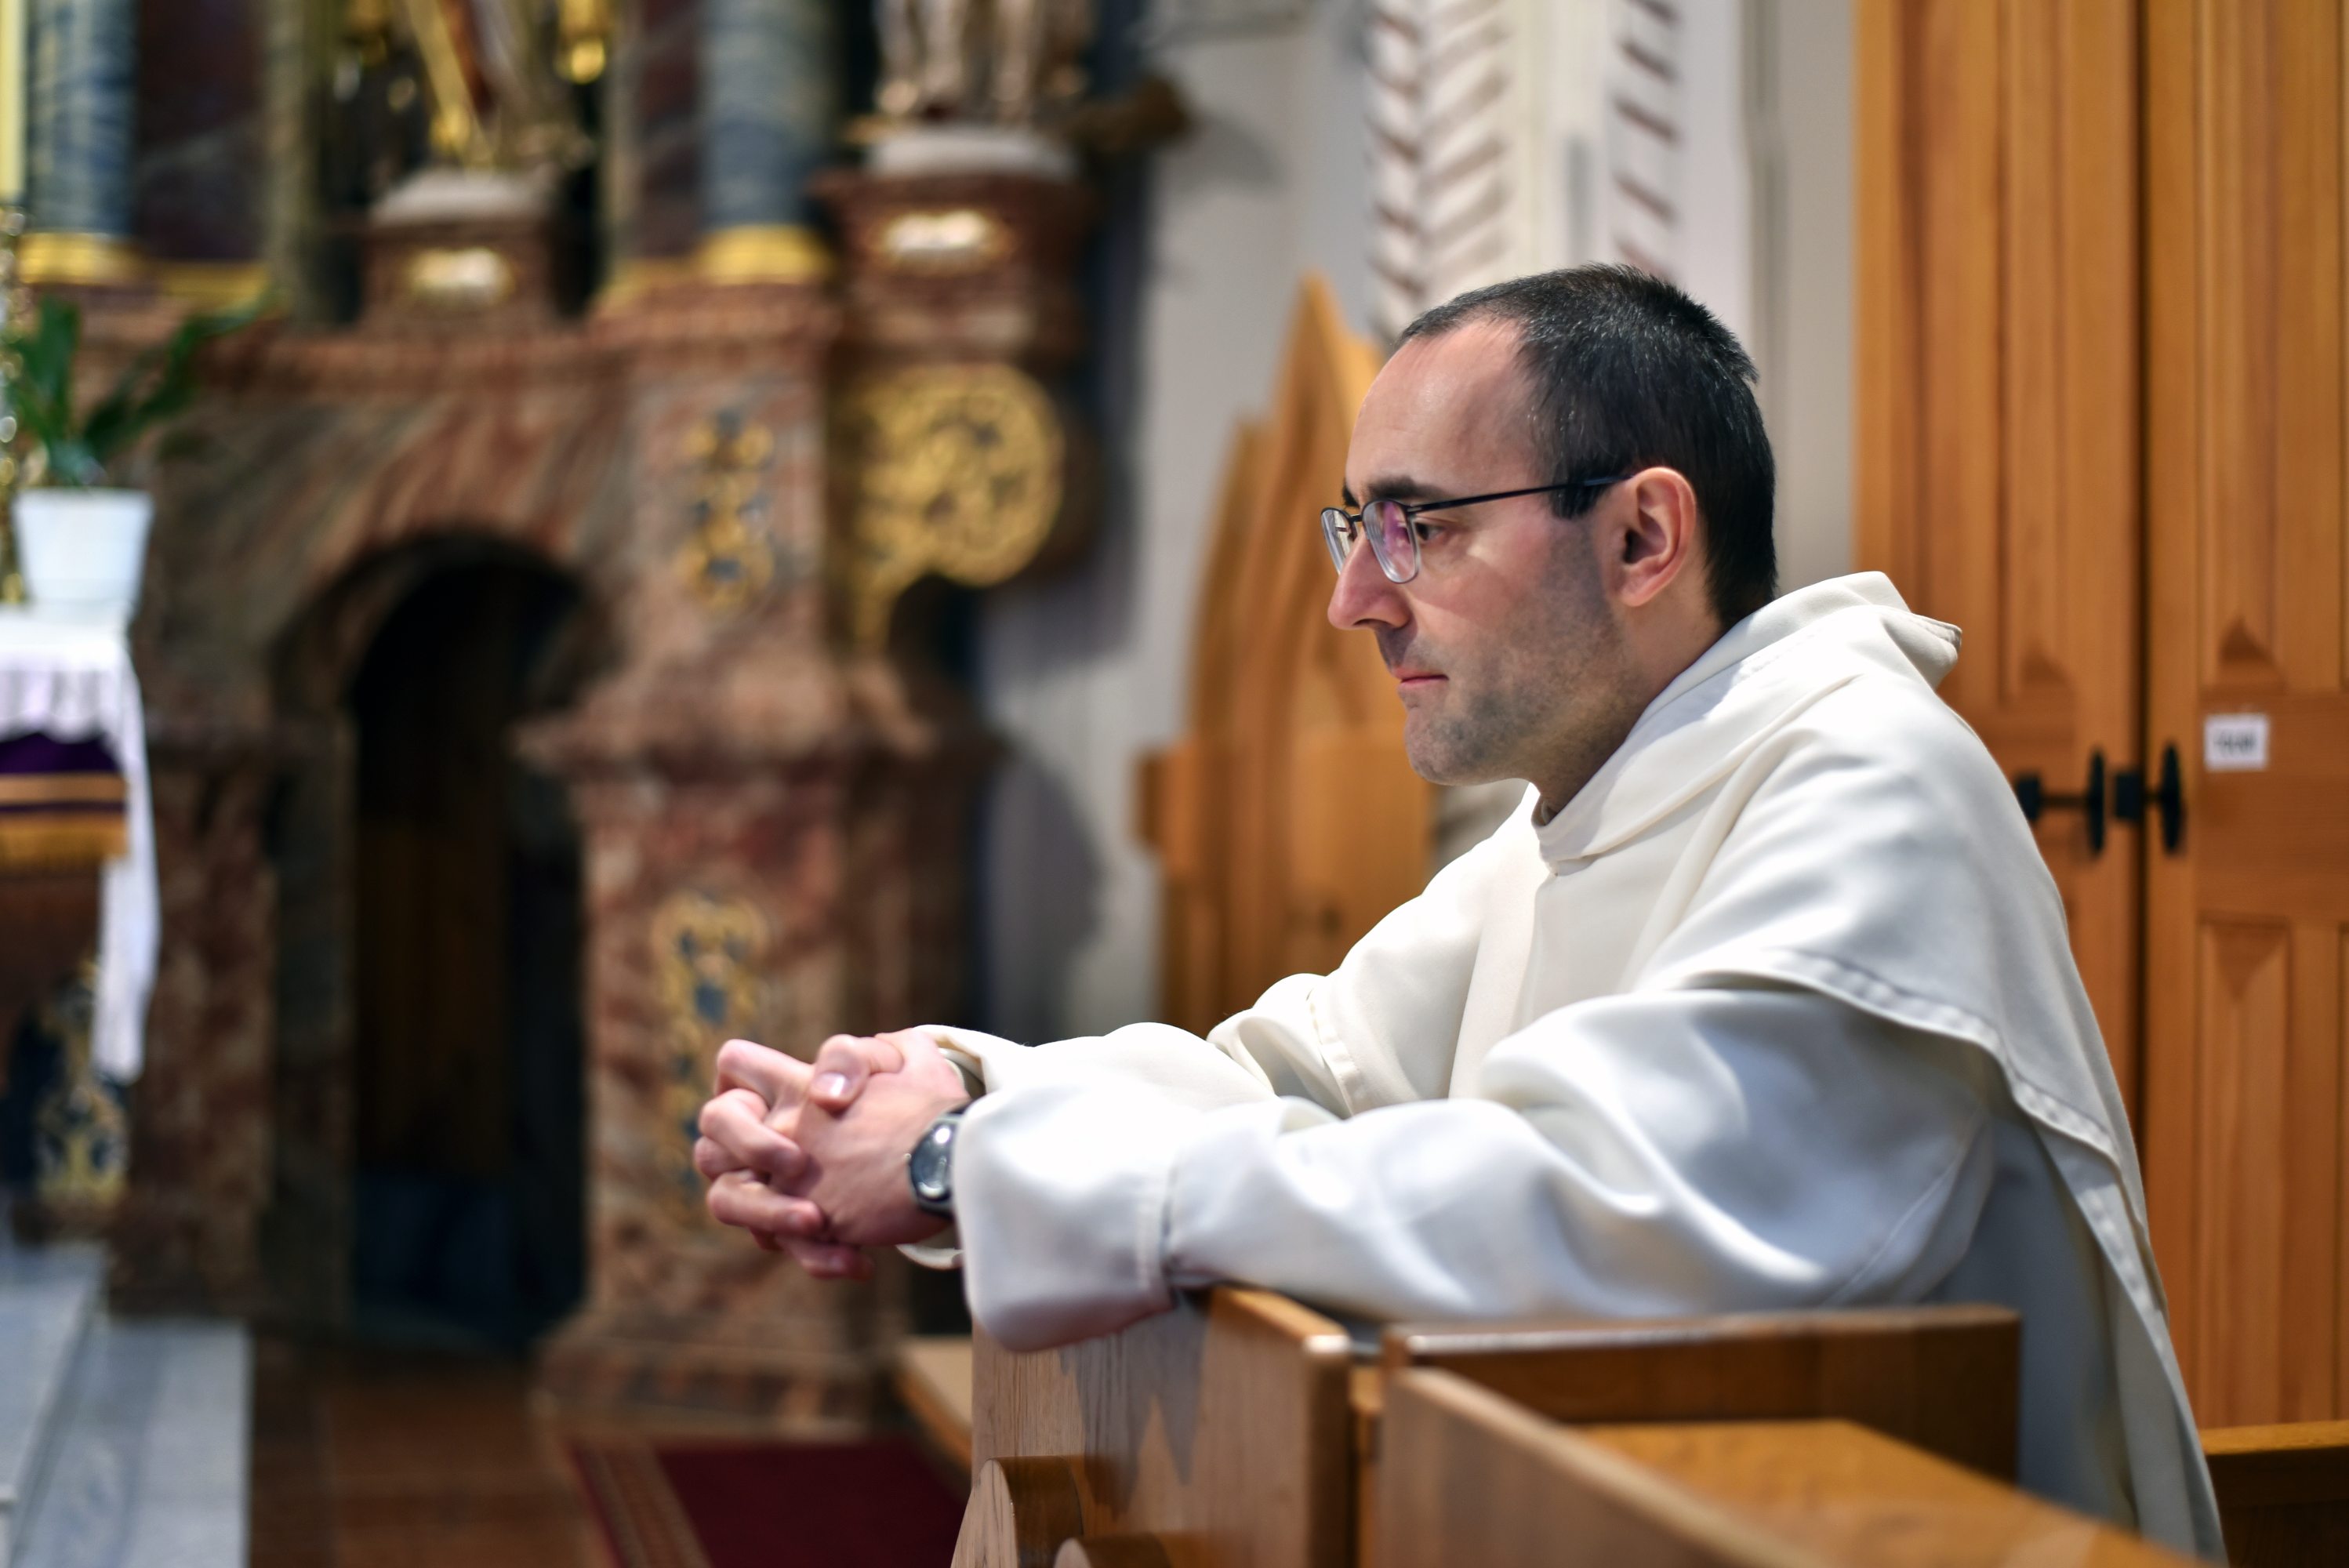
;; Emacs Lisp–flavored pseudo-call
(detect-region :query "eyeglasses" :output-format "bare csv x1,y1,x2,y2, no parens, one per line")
1320,477,1630,584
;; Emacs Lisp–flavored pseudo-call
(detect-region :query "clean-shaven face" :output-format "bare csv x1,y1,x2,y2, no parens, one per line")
1332,318,1643,795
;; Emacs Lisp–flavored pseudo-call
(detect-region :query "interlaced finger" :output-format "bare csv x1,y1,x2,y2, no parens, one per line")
707,1171,826,1239
699,1090,809,1183
786,1239,873,1280
807,1033,905,1111
714,1037,811,1105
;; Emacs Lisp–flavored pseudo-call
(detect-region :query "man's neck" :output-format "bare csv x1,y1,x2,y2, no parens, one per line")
1530,705,1645,825
1529,615,1726,824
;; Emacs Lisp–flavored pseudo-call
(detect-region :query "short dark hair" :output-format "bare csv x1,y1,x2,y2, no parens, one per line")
1399,265,1777,626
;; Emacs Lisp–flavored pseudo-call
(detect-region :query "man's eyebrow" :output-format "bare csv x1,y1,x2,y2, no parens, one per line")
1356,474,1440,504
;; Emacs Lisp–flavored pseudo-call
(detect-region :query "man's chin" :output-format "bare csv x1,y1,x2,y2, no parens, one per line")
1402,720,1506,789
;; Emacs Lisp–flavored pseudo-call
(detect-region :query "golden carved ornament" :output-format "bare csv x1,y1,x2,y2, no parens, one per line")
840,363,1065,651
401,245,516,310
875,209,1013,274
650,890,772,1226
695,223,833,285
18,230,144,289
675,416,779,615
31,965,129,1221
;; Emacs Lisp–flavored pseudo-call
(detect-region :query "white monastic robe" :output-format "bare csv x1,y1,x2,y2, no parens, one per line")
919,573,2224,1558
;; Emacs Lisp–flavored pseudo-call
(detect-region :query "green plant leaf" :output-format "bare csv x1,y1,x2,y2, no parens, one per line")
4,299,93,485
82,290,274,477
4,302,77,477
5,298,78,426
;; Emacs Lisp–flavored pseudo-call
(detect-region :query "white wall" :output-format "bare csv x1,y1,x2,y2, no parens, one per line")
1759,0,1855,593
972,6,1374,1041
971,0,1854,1040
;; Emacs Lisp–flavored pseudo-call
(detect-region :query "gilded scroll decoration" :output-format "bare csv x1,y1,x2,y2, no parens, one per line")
651,891,772,1226
840,364,1065,650
28,964,129,1221
676,414,781,615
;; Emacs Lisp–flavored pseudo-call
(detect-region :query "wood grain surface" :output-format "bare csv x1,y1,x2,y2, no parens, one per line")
2142,0,2349,1429
2202,1419,2349,1567
968,1289,1356,1568
1381,1305,2020,1480
1378,1370,2191,1568
1856,0,2145,1110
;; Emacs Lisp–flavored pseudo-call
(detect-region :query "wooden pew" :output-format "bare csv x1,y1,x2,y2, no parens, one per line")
1378,1305,2020,1479
957,1289,1355,1568
2202,1420,2349,1568
953,1291,2024,1568
1376,1368,2195,1568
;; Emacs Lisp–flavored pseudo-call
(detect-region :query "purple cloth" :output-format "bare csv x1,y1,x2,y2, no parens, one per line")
0,733,124,818
0,734,119,776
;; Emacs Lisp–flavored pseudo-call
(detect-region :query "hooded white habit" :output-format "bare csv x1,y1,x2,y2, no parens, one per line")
918,574,2222,1558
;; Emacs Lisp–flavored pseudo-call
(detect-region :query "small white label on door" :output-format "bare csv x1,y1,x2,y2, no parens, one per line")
2204,713,2271,771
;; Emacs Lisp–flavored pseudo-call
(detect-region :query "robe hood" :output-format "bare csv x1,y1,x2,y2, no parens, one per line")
1530,572,2221,1556
1540,572,1961,862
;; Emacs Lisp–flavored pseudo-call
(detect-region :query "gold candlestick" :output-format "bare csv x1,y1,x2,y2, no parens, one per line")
0,201,27,604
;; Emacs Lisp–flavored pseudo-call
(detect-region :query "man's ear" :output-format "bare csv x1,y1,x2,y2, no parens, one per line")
1610,466,1703,609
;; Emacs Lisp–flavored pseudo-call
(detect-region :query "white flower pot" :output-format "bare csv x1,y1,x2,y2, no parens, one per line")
12,489,154,621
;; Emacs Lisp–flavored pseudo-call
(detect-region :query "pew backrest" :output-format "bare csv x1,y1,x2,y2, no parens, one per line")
2202,1420,2349,1568
1378,1368,2195,1568
1381,1303,2021,1479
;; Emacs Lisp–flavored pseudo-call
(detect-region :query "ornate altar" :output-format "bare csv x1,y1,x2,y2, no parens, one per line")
9,0,1114,1433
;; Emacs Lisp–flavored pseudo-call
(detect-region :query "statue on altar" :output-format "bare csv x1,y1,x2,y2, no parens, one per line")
339,0,608,187
876,0,1096,126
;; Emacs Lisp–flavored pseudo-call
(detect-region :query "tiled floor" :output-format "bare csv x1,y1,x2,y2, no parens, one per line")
0,1240,100,1562
14,1317,249,1568
248,1341,602,1568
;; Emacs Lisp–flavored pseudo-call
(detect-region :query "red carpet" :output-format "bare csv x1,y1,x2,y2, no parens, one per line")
570,1436,966,1568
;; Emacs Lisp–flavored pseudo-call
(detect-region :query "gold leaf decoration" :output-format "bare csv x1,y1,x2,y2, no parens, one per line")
650,891,771,1226
840,364,1065,651
675,415,779,616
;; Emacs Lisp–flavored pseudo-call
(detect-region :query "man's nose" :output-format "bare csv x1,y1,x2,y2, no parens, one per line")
1326,536,1410,632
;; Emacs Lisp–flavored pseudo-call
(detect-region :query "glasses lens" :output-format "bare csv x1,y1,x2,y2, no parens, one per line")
1364,499,1418,583
1319,508,1352,574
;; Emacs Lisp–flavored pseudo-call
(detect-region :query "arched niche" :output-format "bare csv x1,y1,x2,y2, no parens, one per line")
259,533,614,1337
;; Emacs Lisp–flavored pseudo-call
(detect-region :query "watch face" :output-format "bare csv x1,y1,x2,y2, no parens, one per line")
911,1118,955,1203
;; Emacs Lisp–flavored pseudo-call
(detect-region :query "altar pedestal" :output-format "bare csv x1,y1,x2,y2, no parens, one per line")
520,276,989,1428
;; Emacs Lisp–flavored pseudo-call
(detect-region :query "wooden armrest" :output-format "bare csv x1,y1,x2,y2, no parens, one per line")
1380,1304,2020,1479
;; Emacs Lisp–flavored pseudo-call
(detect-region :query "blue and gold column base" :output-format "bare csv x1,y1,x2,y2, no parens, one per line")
694,223,833,284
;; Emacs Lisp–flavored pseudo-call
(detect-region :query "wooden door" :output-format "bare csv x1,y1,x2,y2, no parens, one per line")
2142,0,2349,1428
1857,0,2146,1105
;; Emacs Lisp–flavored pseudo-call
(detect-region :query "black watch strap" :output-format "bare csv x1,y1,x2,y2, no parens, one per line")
908,1109,964,1219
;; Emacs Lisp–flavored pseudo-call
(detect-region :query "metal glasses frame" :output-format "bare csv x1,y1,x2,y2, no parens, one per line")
1320,477,1630,584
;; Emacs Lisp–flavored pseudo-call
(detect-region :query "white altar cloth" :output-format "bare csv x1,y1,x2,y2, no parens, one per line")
0,611,157,1080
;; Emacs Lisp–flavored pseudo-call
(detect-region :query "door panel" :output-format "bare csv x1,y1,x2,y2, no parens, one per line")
1857,0,2144,1102
2144,0,2349,1426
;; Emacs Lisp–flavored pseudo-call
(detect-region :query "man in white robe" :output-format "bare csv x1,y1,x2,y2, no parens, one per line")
694,267,2222,1557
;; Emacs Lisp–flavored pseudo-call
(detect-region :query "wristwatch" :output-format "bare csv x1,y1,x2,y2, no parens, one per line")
907,1109,965,1220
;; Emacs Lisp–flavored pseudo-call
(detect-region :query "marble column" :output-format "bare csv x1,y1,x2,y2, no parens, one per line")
695,0,834,278
26,0,139,281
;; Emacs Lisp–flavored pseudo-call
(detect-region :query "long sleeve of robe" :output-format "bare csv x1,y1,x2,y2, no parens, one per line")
946,985,1998,1342
916,575,2223,1559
